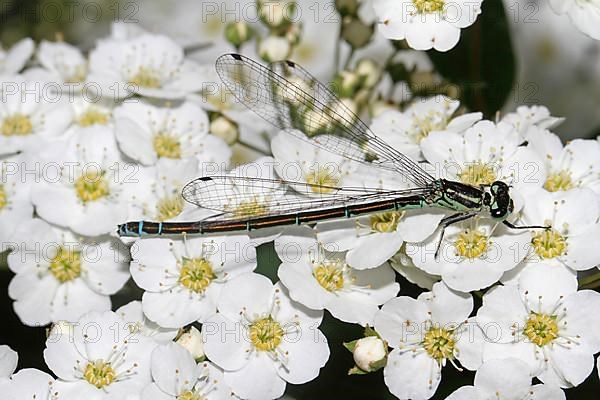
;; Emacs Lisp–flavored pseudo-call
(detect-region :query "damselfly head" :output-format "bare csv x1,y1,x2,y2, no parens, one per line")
485,181,513,220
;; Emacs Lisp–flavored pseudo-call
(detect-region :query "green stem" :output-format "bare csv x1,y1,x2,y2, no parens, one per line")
343,47,355,70
237,139,271,156
334,19,343,72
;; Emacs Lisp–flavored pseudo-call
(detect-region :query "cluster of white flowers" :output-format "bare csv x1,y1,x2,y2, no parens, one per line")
1,1,600,399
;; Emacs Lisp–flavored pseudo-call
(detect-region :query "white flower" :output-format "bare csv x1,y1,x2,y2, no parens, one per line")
527,129,600,194
44,310,153,399
88,33,207,99
353,336,387,372
548,0,600,40
503,188,600,282
0,345,17,378
275,226,399,325
203,273,329,400
7,218,130,325
176,326,205,361
0,38,34,74
445,358,565,400
0,74,73,156
130,234,256,328
258,36,291,62
116,300,178,344
271,131,361,197
114,100,230,166
143,342,234,400
420,119,546,193
477,264,600,388
0,368,58,400
501,105,564,140
0,157,34,247
316,208,445,270
31,126,129,236
373,0,483,51
37,40,88,84
124,158,214,225
71,96,115,129
389,249,440,290
374,282,482,400
370,96,481,160
407,218,531,292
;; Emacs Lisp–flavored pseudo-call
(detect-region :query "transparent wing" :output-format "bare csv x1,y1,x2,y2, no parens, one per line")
215,53,435,187
182,176,425,217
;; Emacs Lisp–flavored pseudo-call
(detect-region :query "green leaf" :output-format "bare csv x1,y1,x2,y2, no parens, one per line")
348,366,369,375
343,339,359,353
427,0,515,116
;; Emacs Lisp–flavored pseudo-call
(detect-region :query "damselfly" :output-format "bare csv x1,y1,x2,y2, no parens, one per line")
118,53,546,255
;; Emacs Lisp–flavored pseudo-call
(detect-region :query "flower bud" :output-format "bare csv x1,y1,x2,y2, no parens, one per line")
285,23,302,46
176,326,205,361
303,108,331,137
333,70,361,98
341,17,374,49
355,58,381,88
210,114,239,145
353,336,387,372
259,0,296,30
225,21,253,49
258,36,291,62
328,98,358,127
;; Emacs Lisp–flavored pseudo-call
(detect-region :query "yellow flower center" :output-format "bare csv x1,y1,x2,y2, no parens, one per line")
49,247,82,283
178,258,216,293
65,66,87,83
249,317,284,351
524,313,559,347
370,211,403,233
544,170,574,192
454,228,488,259
458,161,497,187
0,185,7,209
423,327,455,361
313,261,345,292
412,114,447,143
413,0,445,13
74,169,110,203
78,109,109,127
1,114,33,136
83,360,116,389
153,132,182,159
177,392,203,400
231,198,269,218
306,168,340,193
156,194,184,221
531,228,567,259
129,66,162,88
